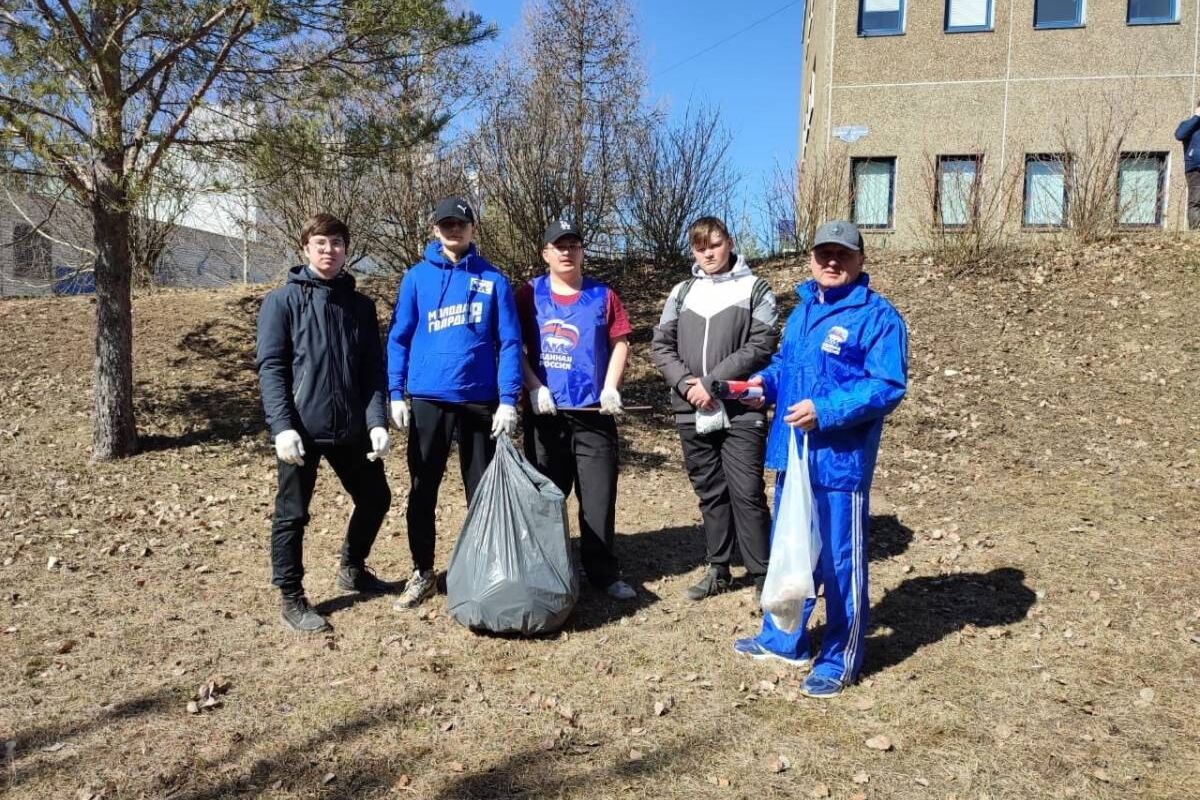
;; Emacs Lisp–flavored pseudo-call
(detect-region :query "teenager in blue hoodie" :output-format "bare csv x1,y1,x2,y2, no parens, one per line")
387,197,523,609
733,221,907,699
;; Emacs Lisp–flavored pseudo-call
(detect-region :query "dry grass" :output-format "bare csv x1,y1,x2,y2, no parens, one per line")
2,240,1199,799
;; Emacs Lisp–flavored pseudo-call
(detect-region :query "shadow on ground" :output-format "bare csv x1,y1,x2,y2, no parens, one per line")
137,296,265,453
4,686,178,790
431,727,714,800
148,697,434,800
862,566,1035,677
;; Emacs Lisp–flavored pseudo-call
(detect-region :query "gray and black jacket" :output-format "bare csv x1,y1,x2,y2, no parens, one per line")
256,265,388,445
651,255,779,422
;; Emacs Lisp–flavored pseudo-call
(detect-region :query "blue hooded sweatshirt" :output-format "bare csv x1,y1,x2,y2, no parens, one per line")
755,273,907,491
1175,115,1200,173
387,241,523,405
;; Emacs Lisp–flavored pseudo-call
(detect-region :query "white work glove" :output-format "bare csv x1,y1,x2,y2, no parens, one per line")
274,429,305,466
599,387,623,415
390,399,409,430
491,403,518,439
533,385,558,415
366,426,390,461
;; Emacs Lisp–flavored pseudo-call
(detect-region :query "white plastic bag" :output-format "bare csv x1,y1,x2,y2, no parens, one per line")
694,403,730,434
760,430,821,633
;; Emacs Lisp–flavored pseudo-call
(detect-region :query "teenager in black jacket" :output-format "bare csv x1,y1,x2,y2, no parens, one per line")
256,213,394,633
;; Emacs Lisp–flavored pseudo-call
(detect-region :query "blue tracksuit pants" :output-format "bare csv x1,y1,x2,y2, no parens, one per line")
756,475,870,684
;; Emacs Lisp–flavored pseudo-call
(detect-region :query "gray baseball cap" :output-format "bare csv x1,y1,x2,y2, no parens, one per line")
812,220,864,252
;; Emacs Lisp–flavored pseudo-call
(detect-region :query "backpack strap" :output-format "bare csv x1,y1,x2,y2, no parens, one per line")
673,277,696,316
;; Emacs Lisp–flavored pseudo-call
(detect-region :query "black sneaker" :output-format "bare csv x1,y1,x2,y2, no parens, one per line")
686,565,731,601
336,563,394,594
281,593,331,633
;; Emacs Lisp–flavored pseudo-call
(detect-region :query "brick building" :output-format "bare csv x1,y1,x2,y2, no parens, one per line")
799,0,1199,249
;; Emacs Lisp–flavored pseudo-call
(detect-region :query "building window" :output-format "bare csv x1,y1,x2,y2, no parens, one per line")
946,0,993,32
1117,153,1167,227
859,0,905,36
1127,0,1177,24
851,157,896,229
1023,154,1069,228
1035,0,1084,29
937,155,982,228
12,224,52,279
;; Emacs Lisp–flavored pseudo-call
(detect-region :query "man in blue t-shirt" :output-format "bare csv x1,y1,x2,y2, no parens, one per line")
386,197,523,610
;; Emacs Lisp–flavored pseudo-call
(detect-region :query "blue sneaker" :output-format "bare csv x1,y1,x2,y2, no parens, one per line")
800,673,844,699
732,637,812,668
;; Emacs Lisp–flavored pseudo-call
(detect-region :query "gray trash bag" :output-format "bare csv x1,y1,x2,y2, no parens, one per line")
446,434,579,635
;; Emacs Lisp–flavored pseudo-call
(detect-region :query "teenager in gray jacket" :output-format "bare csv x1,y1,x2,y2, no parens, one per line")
651,217,779,601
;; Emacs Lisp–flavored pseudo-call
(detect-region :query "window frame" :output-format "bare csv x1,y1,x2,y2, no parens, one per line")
850,156,897,231
1126,0,1178,25
935,154,984,229
1116,151,1168,228
1034,0,1085,29
945,0,994,33
1022,153,1071,230
858,0,906,37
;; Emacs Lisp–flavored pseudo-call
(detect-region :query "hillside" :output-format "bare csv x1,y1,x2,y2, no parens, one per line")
1,240,1198,799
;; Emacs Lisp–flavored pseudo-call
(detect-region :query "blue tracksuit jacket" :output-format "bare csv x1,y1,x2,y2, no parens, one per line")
752,273,907,683
387,241,523,406
756,273,908,490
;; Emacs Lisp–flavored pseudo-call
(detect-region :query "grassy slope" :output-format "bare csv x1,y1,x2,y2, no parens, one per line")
0,240,1198,799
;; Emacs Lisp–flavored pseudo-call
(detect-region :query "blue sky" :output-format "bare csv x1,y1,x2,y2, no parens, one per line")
462,0,805,239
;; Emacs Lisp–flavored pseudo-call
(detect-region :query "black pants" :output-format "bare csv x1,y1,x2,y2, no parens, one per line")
678,415,771,577
406,398,496,572
271,439,392,595
523,410,620,589
1187,170,1200,230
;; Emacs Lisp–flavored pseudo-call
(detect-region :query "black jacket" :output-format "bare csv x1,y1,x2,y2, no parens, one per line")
256,266,388,445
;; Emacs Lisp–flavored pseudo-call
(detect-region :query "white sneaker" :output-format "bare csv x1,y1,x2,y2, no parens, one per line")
605,579,636,600
393,569,436,610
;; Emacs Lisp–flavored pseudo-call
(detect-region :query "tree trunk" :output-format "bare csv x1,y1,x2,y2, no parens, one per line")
91,185,138,460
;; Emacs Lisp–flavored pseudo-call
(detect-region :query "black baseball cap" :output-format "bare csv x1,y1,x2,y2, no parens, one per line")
433,197,475,224
542,219,582,246
812,220,864,252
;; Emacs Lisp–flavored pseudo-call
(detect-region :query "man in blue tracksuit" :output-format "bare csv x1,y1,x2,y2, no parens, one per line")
386,197,523,609
1176,103,1200,229
733,220,907,698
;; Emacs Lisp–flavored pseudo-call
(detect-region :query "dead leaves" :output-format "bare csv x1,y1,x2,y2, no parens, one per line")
765,753,790,773
186,674,231,715
864,735,894,752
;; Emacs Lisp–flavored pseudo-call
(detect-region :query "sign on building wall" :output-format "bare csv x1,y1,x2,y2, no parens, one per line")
832,125,869,143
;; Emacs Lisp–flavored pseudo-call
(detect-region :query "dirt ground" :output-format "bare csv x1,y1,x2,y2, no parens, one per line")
1,239,1198,800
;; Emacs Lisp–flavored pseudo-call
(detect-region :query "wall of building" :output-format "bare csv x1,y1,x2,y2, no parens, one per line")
799,0,1200,249
0,192,289,297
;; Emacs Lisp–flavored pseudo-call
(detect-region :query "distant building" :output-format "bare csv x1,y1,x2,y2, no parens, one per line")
0,191,289,297
799,0,1199,249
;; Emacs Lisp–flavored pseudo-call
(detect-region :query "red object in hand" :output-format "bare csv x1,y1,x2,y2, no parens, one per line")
710,379,764,400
